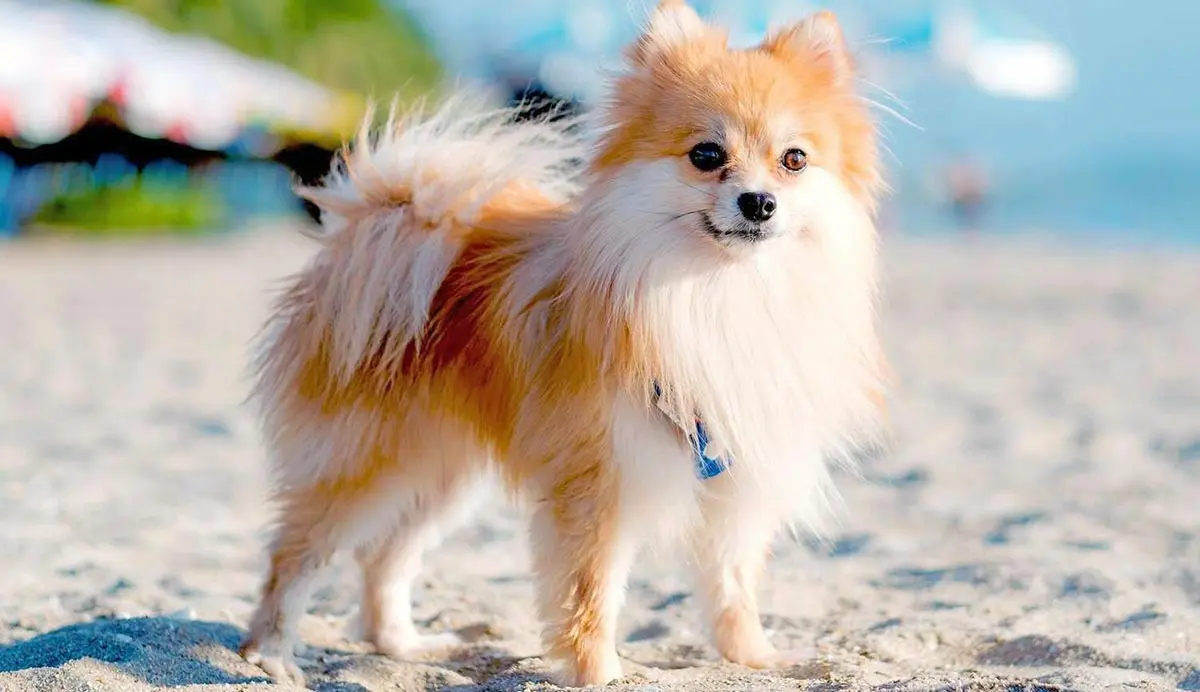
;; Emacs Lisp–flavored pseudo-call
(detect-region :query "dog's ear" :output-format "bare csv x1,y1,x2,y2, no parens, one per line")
763,10,855,84
627,0,709,67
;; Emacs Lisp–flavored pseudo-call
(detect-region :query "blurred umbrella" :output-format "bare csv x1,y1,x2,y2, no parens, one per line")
0,0,353,151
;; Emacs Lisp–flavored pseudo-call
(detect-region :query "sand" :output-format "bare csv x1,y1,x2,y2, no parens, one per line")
1,224,1198,692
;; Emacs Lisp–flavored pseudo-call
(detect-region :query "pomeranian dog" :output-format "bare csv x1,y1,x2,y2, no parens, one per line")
240,0,888,687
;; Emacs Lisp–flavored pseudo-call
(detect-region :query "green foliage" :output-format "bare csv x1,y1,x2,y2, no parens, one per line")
95,0,442,103
33,179,224,236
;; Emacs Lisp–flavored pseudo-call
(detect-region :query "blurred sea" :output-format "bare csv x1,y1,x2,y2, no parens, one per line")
861,0,1200,243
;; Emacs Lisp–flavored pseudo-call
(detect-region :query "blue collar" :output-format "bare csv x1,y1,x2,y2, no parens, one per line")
651,382,730,480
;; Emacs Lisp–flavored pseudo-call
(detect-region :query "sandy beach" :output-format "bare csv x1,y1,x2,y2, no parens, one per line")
1,224,1197,692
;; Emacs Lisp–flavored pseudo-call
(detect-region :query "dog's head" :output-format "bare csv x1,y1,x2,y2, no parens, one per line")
588,0,882,255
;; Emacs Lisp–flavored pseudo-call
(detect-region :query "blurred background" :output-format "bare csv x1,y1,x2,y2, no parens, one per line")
0,0,1196,244
3,6,1200,689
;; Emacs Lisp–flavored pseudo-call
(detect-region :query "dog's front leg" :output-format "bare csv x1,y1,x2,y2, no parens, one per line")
529,470,634,687
691,492,783,669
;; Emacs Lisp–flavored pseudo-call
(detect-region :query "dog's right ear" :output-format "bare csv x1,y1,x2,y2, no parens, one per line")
763,11,856,86
626,0,708,67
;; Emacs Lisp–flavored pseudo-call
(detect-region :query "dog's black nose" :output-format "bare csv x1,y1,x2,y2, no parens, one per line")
737,192,777,222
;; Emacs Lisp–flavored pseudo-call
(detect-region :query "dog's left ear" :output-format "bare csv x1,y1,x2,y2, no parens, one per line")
763,10,855,84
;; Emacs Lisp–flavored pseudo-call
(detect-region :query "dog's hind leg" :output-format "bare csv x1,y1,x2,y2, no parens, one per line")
354,471,486,656
241,477,379,687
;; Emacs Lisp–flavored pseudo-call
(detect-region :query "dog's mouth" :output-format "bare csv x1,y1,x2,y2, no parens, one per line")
699,212,769,243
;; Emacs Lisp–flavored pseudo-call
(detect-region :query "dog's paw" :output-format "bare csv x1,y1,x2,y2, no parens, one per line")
372,630,464,658
567,650,624,688
724,645,781,670
724,643,818,670
241,641,306,688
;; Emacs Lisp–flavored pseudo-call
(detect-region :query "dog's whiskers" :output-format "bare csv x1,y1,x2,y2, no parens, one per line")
679,181,716,199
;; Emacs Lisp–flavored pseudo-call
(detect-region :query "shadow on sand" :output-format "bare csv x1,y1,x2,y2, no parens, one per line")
0,616,269,687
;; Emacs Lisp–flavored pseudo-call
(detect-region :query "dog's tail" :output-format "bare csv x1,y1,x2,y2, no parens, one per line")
288,94,583,381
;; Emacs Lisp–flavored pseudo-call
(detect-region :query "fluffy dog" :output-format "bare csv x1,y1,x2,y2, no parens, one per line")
241,1,888,686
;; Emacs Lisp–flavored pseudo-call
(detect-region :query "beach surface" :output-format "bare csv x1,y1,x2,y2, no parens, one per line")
1,225,1198,692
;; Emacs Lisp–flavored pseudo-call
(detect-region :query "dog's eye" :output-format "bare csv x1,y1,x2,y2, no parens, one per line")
781,148,808,172
688,142,727,172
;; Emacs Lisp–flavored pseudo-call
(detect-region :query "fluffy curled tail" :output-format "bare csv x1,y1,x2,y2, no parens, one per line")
284,95,583,381
299,95,582,238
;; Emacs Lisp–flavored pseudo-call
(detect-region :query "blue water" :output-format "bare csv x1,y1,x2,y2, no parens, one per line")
851,0,1200,241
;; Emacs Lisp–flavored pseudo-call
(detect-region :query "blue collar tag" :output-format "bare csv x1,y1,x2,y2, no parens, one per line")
652,383,730,480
